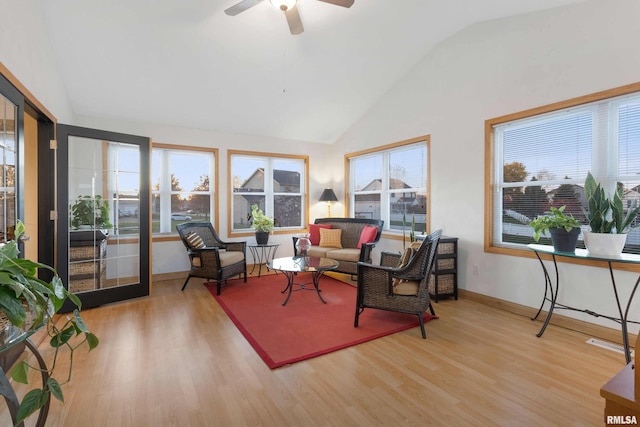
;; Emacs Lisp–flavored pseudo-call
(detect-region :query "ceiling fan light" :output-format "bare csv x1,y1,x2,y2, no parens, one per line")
270,0,297,11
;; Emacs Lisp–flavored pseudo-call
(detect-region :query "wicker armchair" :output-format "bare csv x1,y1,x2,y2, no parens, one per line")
354,229,442,338
176,222,247,295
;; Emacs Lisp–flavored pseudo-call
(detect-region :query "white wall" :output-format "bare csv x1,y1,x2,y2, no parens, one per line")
336,0,640,331
0,1,74,122
75,115,343,275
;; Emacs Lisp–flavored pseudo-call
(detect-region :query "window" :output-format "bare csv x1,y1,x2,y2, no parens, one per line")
487,83,640,253
229,150,308,234
151,144,216,234
346,136,429,234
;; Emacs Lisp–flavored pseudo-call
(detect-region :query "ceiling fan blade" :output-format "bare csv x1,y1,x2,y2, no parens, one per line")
224,0,264,16
317,0,354,7
285,6,304,35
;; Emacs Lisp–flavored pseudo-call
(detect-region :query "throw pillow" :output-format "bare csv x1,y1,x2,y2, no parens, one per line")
309,223,332,245
319,228,343,248
356,225,378,249
185,231,206,249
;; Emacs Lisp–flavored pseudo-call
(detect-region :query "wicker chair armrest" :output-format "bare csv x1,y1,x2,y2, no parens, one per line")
359,242,377,263
380,251,401,267
189,247,222,269
188,246,220,254
357,261,395,274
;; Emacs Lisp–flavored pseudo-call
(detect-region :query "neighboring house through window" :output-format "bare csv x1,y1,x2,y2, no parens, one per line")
346,136,429,235
151,144,217,235
486,82,640,254
229,150,308,234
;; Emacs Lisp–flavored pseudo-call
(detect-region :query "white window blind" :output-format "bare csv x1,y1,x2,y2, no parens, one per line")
491,92,640,252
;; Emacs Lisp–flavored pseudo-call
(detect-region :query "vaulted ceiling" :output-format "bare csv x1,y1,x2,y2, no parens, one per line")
40,0,587,144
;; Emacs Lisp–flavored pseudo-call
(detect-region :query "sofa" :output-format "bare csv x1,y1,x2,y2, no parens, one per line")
292,218,384,276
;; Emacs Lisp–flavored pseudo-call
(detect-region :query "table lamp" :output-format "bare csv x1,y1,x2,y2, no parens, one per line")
319,188,338,217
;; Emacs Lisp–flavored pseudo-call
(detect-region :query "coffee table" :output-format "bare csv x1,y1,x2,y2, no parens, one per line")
267,256,339,306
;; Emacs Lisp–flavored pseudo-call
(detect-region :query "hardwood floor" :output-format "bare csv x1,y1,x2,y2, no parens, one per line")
1,273,622,426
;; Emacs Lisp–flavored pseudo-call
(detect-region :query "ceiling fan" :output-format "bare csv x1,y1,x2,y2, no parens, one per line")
224,0,355,35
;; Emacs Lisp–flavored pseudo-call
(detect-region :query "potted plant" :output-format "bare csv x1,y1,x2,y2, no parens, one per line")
582,172,640,256
70,195,112,230
529,205,582,252
0,221,99,424
249,204,274,244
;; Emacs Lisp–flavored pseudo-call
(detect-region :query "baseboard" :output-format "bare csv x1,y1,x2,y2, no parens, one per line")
152,271,188,282
459,289,636,346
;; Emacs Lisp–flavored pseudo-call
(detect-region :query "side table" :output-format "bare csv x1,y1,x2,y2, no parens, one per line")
248,243,280,277
0,327,50,427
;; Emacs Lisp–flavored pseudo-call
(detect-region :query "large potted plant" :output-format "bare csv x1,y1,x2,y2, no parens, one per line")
70,195,112,230
530,205,582,252
582,172,640,256
0,221,99,425
249,204,274,244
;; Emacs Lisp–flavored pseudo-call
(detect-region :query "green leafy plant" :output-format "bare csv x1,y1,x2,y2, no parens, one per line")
249,204,274,232
402,213,416,250
583,171,640,234
530,205,581,242
70,195,112,229
0,221,99,424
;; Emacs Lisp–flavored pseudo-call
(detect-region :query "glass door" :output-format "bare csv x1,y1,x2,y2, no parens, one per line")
57,125,150,310
0,76,23,246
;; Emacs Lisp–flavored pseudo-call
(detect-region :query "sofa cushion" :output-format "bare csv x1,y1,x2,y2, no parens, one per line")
307,246,331,258
325,248,361,263
357,225,378,249
309,223,332,245
319,228,342,248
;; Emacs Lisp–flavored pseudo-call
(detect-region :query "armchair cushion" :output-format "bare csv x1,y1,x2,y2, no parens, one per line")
219,251,245,267
319,228,342,248
357,225,379,249
393,280,419,296
185,232,206,249
392,242,423,294
309,223,332,245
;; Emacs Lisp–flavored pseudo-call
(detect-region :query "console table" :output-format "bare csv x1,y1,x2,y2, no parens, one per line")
528,244,640,364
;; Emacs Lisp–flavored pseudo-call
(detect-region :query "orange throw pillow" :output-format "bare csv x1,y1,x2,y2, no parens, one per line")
309,223,332,245
319,228,342,248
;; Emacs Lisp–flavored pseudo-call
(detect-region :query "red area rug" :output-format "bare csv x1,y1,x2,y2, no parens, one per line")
207,274,437,369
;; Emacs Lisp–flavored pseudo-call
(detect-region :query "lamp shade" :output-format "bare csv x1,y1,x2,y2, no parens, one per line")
319,188,338,202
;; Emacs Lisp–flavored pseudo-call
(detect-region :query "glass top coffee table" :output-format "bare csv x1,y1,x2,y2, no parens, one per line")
267,256,340,306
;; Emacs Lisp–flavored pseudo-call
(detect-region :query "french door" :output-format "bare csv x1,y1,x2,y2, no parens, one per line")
56,125,150,310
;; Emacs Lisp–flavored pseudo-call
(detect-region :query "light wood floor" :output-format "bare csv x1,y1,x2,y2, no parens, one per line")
0,273,623,426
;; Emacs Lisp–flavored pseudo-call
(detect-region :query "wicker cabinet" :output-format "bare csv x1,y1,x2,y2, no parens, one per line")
69,230,107,293
428,236,458,302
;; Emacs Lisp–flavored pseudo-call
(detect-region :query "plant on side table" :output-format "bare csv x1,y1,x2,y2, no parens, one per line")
0,221,99,424
582,171,640,256
249,204,274,245
530,205,582,252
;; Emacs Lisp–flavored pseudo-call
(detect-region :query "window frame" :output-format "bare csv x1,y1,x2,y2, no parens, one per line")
151,143,218,241
345,135,430,240
228,150,309,237
485,81,640,265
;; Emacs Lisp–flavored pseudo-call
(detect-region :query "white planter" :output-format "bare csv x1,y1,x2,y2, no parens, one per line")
583,231,627,258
